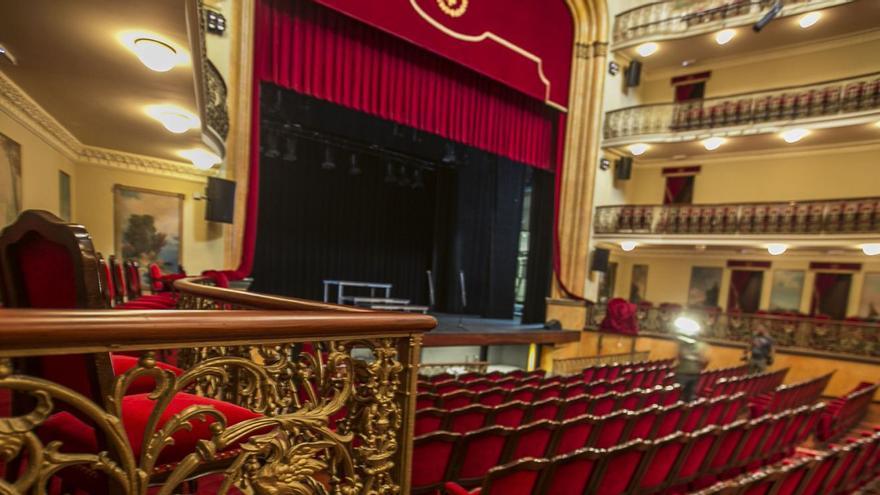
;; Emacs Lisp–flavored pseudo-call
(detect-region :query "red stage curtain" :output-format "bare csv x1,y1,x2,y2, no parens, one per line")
230,0,562,280
258,0,558,169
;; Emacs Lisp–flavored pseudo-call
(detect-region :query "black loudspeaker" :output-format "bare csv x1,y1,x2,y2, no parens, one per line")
615,157,633,180
205,177,236,223
591,247,610,273
625,60,642,88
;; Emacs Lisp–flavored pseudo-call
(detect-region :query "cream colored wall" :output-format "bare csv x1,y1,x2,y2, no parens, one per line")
620,146,880,205
639,36,880,104
0,110,76,222
609,252,880,317
73,164,225,275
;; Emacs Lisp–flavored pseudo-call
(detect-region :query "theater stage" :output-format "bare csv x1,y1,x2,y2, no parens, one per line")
422,313,580,347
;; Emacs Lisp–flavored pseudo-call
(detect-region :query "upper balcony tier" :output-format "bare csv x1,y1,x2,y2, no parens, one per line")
603,71,880,149
594,197,880,244
612,0,879,71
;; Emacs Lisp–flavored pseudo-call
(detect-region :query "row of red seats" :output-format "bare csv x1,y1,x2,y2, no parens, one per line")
704,368,789,399
416,384,706,436
437,403,825,495
817,381,880,442
420,369,546,384
418,374,626,396
417,377,630,409
749,372,832,417
413,393,748,493
417,381,679,411
697,364,752,395
696,427,880,495
97,254,178,309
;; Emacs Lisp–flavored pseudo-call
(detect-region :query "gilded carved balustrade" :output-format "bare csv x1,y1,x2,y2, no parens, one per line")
0,293,434,494
603,72,880,142
613,0,854,45
586,302,880,359
594,197,880,237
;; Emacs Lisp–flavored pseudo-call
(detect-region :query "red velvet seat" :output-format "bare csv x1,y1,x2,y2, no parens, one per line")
476,387,508,406
491,400,529,428
504,419,556,461
528,397,562,422
416,392,440,409
447,404,491,433
449,425,513,488
442,390,476,410
444,458,548,495
634,432,688,494
539,447,601,495
652,402,686,437
415,407,446,436
593,409,630,448
508,386,535,403
625,405,659,440
412,431,459,495
551,413,597,455
589,439,649,494
589,391,618,416
560,393,591,420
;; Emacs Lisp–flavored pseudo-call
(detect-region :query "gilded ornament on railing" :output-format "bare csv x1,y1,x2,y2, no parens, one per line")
0,335,412,495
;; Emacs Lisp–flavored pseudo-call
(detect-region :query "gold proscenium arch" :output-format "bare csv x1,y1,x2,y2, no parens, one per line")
225,0,611,322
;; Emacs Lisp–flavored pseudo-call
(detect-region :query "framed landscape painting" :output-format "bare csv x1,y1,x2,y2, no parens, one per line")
0,131,22,227
113,185,183,276
688,266,722,307
769,270,805,312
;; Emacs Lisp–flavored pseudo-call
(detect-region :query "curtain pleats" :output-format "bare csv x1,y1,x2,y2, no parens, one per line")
257,0,557,170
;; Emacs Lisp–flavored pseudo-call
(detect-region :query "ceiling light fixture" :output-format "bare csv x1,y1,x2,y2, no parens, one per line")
766,243,787,256
620,241,638,252
861,244,880,256
628,143,649,156
179,149,221,170
119,32,187,72
780,128,809,143
715,29,736,45
798,11,822,29
635,42,659,58
145,105,199,134
702,137,726,150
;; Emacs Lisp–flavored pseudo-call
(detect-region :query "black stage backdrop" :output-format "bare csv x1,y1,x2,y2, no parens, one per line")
251,85,553,319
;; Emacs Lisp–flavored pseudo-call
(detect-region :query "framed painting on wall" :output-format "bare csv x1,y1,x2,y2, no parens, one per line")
629,264,648,303
0,131,22,227
858,273,880,319
113,185,183,276
688,266,722,307
769,270,804,312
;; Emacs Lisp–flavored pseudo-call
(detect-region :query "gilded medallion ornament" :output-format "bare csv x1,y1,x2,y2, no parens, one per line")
436,0,468,18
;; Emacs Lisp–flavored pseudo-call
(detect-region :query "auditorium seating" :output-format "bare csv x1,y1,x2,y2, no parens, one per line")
437,403,828,495
817,381,880,442
694,427,880,494
749,372,832,417
704,368,789,399
696,364,751,395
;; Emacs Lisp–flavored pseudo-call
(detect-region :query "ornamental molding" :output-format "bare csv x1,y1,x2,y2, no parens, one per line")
0,70,211,182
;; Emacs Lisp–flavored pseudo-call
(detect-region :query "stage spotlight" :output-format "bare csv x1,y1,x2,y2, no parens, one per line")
282,136,297,162
397,164,410,187
442,142,457,163
412,168,424,189
263,132,280,158
385,163,397,183
321,147,336,170
348,154,362,176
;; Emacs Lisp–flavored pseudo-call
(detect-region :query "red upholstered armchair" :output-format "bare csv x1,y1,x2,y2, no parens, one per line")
443,457,549,495
0,210,260,492
600,297,639,335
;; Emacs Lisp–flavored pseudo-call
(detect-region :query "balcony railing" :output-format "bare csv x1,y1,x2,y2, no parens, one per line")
603,72,880,142
613,0,853,45
594,197,880,236
586,302,880,359
0,280,434,494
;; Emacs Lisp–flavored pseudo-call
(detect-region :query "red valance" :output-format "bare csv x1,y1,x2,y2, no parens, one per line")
257,0,559,170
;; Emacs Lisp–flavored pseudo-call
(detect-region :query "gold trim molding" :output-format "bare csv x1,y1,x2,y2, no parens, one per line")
0,70,212,183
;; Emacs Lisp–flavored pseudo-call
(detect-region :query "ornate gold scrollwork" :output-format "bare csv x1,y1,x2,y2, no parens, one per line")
436,0,468,18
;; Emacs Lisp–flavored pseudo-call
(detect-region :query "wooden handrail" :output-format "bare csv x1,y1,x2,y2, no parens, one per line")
174,276,372,312
0,308,436,356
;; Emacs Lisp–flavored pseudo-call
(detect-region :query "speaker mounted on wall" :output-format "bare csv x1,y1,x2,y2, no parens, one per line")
625,60,642,88
591,247,610,273
615,157,633,180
